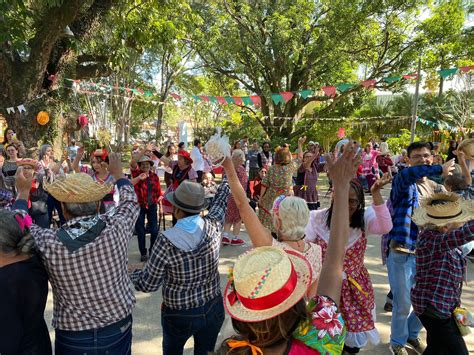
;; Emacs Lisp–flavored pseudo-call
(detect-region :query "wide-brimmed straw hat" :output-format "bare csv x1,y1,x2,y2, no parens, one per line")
458,138,474,160
413,192,474,227
43,173,113,203
224,246,312,322
166,180,208,213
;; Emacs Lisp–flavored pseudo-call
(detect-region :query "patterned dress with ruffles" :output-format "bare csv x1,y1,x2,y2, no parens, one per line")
257,159,300,233
225,165,248,223
305,204,392,349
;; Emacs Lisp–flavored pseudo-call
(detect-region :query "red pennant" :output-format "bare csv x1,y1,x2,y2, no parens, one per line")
233,97,243,106
460,65,474,73
216,96,227,105
250,96,261,106
170,93,181,100
322,86,337,97
199,95,210,102
403,73,418,80
361,80,376,88
280,92,294,103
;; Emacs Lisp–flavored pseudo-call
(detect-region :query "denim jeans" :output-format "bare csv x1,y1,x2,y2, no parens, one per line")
161,295,225,355
55,315,132,355
135,203,159,256
419,313,468,355
387,251,423,346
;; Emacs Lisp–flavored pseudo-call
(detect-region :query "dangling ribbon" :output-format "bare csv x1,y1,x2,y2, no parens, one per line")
347,275,368,297
300,185,308,191
226,340,263,355
15,214,32,233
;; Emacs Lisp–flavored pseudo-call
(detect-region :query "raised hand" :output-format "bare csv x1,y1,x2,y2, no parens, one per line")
441,158,455,179
108,153,124,180
298,136,307,146
371,172,392,193
77,146,85,158
325,140,361,187
15,167,33,198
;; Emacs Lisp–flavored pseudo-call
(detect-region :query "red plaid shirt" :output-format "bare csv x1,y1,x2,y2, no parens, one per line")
131,167,162,207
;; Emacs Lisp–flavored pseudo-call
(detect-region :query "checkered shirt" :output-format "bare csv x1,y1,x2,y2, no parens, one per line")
411,220,474,318
130,178,230,310
12,179,139,331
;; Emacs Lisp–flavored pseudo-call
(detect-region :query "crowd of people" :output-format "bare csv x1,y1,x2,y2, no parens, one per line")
0,127,473,355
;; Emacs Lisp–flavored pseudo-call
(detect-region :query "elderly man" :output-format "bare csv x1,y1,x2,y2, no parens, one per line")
130,178,230,355
13,153,139,354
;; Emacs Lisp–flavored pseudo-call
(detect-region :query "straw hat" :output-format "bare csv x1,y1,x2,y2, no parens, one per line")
17,158,40,172
224,246,312,322
43,173,113,203
166,180,208,213
458,138,474,160
413,192,474,227
138,155,154,166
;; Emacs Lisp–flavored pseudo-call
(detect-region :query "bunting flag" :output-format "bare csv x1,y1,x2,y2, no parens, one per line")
250,96,261,106
17,105,26,113
322,86,337,97
280,92,294,102
224,96,235,104
271,93,284,105
233,96,243,106
460,65,474,73
209,96,218,104
361,79,376,88
199,95,210,102
6,107,15,114
216,96,227,105
336,83,354,93
383,76,402,84
299,89,314,99
192,95,201,102
402,73,418,80
438,68,458,78
241,96,252,106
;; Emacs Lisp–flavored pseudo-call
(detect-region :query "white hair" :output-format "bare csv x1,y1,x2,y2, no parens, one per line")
232,149,245,164
272,196,309,240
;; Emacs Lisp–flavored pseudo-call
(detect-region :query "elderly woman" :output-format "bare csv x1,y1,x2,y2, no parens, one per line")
222,149,248,246
257,138,305,234
0,209,51,354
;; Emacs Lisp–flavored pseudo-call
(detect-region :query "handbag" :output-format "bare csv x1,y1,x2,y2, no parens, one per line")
453,307,474,336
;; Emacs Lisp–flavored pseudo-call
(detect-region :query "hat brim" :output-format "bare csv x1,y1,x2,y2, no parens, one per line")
138,159,154,166
413,200,474,227
166,191,208,214
43,177,113,203
223,249,312,323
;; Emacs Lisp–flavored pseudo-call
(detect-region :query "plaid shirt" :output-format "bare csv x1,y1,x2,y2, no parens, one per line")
130,178,230,310
411,220,474,318
131,167,162,207
387,164,442,249
13,179,139,331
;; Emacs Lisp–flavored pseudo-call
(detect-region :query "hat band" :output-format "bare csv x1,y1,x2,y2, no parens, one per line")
228,264,297,311
426,210,463,220
173,193,205,211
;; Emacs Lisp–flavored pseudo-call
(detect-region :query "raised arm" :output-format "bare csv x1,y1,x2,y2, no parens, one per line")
392,160,453,193
130,147,145,170
457,151,472,186
317,141,361,305
72,146,85,173
296,136,306,161
432,220,474,253
222,157,273,247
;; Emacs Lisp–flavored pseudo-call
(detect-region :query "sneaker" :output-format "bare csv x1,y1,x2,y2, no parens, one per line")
140,254,148,262
222,233,231,245
389,345,408,355
230,237,245,246
384,301,393,312
407,337,426,354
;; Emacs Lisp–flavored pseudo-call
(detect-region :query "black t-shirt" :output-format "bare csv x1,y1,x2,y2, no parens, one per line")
0,254,51,354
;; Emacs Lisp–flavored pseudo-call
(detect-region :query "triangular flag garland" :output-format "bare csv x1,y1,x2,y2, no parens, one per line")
299,89,314,99
271,93,284,105
322,86,337,98
438,68,458,78
383,76,402,84
336,83,354,93
361,80,376,88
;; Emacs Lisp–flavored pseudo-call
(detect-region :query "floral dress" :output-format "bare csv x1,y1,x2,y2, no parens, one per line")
225,165,248,224
305,205,392,349
257,159,300,233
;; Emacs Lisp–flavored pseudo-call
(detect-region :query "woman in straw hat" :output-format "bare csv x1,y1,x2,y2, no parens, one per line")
222,156,322,297
257,138,306,235
411,193,474,355
72,147,116,213
216,141,361,354
305,172,392,354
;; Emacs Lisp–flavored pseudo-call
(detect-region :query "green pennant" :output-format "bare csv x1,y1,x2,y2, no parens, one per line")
383,76,402,84
336,83,354,93
299,89,314,99
271,93,284,105
224,96,235,104
192,95,201,101
241,96,252,105
208,96,218,104
438,68,458,78
144,91,152,97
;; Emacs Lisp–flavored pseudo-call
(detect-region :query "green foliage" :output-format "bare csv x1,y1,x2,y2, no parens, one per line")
386,129,420,154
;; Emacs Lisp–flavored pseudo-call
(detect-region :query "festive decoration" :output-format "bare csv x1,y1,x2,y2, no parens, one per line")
402,73,418,80
36,111,50,125
77,114,88,128
383,76,402,84
250,96,261,106
271,93,284,105
232,96,243,106
199,95,210,102
322,86,337,97
6,107,15,114
361,80,376,88
336,84,354,93
438,68,458,78
280,92,294,103
337,127,346,138
170,93,181,100
299,89,314,99
460,65,474,73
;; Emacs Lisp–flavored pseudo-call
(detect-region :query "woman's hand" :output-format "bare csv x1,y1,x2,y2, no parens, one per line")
298,136,307,146
371,172,392,194
325,140,361,188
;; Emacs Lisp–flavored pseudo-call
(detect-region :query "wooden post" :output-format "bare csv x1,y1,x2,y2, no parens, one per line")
410,58,422,143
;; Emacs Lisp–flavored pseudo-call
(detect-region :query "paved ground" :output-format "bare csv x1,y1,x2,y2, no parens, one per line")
44,177,474,354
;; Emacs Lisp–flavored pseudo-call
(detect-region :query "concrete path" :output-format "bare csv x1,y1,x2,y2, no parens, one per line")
44,182,474,354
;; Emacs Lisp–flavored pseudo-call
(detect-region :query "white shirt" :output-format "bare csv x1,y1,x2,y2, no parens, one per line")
191,146,204,172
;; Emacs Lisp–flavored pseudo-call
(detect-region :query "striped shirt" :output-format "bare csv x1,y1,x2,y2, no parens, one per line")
387,164,443,249
130,178,230,309
412,220,474,318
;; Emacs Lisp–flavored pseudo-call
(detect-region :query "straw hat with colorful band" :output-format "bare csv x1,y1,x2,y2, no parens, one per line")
17,159,40,172
224,246,312,322
458,138,474,160
43,173,113,203
178,150,193,164
413,192,474,227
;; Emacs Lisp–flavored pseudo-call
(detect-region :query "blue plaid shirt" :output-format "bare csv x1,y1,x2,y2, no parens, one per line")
387,164,443,249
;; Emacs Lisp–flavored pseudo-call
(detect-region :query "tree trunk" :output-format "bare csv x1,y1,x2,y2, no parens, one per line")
438,76,444,98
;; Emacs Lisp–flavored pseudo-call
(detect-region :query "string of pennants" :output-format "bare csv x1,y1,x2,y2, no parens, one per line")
2,65,473,115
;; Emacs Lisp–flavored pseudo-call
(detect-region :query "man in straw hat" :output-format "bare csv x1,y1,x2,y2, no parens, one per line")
411,193,474,354
130,177,231,354
12,153,139,354
386,141,455,355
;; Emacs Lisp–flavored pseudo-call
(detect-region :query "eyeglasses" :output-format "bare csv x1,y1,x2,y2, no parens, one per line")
410,153,431,160
349,198,359,207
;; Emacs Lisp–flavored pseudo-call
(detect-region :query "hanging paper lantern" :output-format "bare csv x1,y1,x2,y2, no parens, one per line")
77,114,88,128
36,111,49,125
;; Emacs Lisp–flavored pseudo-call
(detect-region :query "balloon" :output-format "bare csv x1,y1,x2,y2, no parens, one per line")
36,111,49,125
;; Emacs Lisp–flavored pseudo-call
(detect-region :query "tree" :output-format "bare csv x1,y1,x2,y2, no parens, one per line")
190,0,425,139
